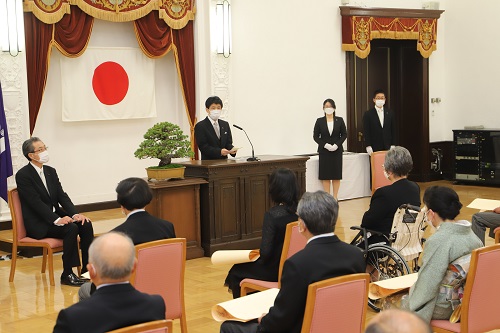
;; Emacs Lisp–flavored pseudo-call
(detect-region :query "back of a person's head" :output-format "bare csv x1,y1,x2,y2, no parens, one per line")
116,177,153,211
365,309,432,333
297,191,338,235
269,168,299,213
423,186,462,220
384,146,413,177
88,232,135,280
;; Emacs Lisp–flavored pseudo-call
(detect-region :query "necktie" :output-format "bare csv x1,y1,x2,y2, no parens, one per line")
214,121,220,139
40,170,50,194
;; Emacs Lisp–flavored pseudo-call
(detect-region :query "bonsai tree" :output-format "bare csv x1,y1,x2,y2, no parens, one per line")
135,122,193,167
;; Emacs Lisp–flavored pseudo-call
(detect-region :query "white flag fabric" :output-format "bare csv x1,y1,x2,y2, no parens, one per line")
61,47,156,121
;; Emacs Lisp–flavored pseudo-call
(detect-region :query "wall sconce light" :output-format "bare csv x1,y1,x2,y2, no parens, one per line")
216,0,231,58
0,0,25,57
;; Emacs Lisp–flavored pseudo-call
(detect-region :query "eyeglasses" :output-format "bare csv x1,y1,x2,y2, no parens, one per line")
33,146,48,154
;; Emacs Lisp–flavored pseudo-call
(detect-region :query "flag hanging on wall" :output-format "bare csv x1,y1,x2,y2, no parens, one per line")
60,47,157,122
0,81,13,203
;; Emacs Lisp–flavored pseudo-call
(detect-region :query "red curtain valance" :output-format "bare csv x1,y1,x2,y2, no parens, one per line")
24,0,195,29
340,7,444,59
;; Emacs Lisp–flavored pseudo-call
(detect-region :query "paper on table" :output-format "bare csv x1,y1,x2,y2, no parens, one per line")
467,198,500,211
211,250,260,265
369,273,418,300
212,288,279,322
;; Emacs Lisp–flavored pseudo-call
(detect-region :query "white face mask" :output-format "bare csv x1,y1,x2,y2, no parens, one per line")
324,108,335,115
375,100,385,108
208,110,221,121
37,150,50,164
383,170,390,180
424,210,437,232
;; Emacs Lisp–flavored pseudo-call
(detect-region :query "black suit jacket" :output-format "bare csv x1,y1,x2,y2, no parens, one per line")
194,117,234,160
363,107,395,151
361,178,421,235
112,211,176,245
53,283,165,333
16,164,78,239
313,116,347,153
258,236,366,333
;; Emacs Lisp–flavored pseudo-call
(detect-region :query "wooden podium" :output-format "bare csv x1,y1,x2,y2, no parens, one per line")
181,155,308,256
145,178,207,259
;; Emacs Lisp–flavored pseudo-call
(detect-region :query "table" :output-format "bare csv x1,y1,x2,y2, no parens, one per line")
146,177,207,259
181,155,308,255
306,153,371,200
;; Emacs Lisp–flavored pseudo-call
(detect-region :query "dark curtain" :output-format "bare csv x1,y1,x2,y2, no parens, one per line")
54,6,93,56
24,13,52,135
173,21,196,157
25,7,93,134
134,11,173,57
135,14,196,158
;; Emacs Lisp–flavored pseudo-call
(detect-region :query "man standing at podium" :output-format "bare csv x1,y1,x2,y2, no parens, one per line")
195,96,237,160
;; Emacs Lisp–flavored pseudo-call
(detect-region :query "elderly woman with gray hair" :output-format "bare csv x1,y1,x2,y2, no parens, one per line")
360,146,421,245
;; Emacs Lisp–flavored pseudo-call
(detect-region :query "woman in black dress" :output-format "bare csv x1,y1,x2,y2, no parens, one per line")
313,98,347,200
224,168,299,298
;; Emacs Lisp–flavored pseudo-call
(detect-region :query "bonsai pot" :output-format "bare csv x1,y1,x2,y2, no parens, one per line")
146,166,185,182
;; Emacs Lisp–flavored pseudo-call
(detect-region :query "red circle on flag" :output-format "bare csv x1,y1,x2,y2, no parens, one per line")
92,61,129,105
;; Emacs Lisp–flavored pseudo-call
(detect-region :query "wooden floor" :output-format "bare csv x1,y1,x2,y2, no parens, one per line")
0,180,498,333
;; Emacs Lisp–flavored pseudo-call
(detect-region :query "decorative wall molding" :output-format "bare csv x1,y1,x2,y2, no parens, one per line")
212,53,231,119
0,53,30,221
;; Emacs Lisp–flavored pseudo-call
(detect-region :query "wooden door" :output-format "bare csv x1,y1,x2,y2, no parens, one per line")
346,39,430,181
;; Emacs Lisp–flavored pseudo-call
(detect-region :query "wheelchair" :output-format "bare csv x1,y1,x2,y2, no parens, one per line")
350,203,426,312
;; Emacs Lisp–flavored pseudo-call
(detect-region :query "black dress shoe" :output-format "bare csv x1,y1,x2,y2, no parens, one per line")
61,273,86,287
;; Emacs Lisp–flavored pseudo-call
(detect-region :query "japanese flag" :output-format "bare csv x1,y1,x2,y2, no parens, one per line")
60,47,156,121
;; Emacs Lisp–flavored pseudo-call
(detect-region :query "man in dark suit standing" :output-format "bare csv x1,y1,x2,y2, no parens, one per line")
53,232,166,333
78,177,176,300
194,96,237,160
363,89,396,155
16,137,94,286
220,191,366,333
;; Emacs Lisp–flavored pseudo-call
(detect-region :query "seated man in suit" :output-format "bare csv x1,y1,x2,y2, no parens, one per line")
471,206,500,245
78,177,176,300
194,96,237,160
220,191,366,333
53,232,166,333
16,137,94,286
364,309,432,333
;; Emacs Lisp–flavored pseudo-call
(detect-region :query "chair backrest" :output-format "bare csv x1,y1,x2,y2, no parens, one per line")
390,204,424,261
370,150,391,194
300,273,370,333
107,319,172,333
277,221,307,284
460,244,500,333
8,188,27,241
494,227,500,244
131,238,186,321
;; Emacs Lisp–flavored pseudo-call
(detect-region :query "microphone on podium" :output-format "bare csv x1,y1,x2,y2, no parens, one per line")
233,124,259,161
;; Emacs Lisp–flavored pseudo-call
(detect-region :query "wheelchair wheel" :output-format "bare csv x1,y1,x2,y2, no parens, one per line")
365,244,411,312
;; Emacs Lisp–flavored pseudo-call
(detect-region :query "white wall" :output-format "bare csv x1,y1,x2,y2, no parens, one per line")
212,0,451,158
442,0,500,136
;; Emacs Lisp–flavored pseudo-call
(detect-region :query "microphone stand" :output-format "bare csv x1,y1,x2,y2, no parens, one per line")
233,124,258,161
